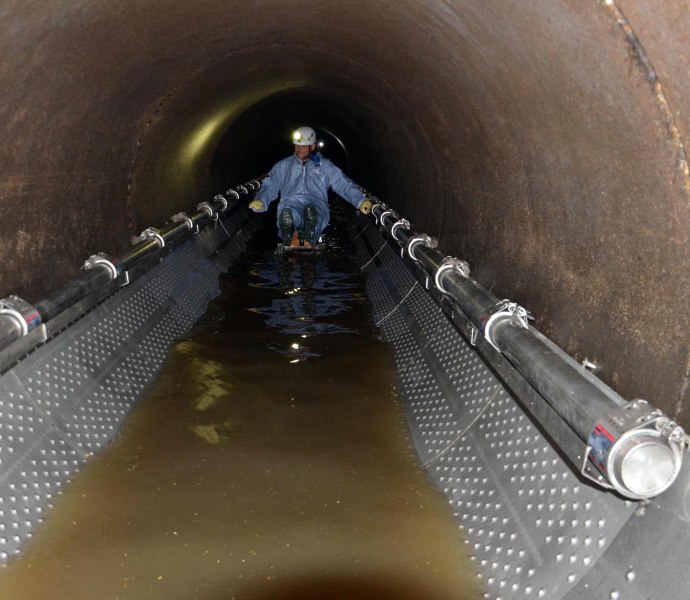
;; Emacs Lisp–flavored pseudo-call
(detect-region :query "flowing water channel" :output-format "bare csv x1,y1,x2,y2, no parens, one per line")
0,209,482,599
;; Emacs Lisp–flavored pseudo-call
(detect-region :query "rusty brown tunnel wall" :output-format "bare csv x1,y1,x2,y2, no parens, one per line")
0,1,688,426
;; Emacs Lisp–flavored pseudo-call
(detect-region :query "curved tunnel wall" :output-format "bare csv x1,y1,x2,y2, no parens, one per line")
0,1,688,427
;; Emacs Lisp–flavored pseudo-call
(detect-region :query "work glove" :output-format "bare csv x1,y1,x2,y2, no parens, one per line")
248,199,265,212
359,199,373,215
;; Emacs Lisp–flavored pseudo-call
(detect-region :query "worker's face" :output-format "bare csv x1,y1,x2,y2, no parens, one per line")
294,144,315,161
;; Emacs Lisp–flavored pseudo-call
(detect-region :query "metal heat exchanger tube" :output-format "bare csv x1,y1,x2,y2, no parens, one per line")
369,202,685,500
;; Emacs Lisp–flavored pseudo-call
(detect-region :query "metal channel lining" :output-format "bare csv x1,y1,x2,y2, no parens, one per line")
0,209,256,561
353,219,690,600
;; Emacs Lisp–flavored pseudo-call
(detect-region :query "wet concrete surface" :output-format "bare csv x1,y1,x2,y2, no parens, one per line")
0,216,482,599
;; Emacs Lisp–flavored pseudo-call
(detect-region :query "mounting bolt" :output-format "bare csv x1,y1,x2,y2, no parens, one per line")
581,358,597,371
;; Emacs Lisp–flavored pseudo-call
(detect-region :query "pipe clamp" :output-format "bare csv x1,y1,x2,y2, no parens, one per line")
483,299,530,351
196,201,215,218
84,253,120,280
171,212,197,233
139,227,165,248
435,256,471,293
213,194,228,212
407,233,438,262
390,218,411,241
378,209,397,228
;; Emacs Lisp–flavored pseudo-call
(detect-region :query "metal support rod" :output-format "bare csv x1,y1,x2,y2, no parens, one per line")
369,202,685,499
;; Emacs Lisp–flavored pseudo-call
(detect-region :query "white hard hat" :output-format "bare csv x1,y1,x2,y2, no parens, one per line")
292,126,317,146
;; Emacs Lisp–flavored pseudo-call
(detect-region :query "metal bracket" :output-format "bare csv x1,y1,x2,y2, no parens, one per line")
196,201,215,219
138,227,165,248
213,194,228,212
171,212,197,234
378,209,397,227
84,253,120,280
0,295,41,336
434,256,471,293
483,299,530,351
390,218,411,241
370,201,386,223
406,233,438,262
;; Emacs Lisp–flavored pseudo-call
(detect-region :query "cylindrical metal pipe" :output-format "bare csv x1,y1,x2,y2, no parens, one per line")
35,266,114,322
490,319,625,439
119,238,162,271
0,176,263,356
368,201,685,499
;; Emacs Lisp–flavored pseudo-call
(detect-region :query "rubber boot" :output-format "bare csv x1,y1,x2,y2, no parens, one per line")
303,204,318,247
279,208,294,246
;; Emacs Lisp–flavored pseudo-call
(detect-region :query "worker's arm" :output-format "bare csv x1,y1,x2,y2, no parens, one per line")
325,161,368,212
251,161,283,212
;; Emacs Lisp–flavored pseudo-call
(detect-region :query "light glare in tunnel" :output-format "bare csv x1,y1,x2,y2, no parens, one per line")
184,113,228,163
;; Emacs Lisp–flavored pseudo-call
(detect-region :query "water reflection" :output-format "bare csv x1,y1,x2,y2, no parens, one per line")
247,256,363,342
0,212,482,600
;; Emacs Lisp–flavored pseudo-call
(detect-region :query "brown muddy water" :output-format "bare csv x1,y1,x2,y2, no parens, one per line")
0,217,482,599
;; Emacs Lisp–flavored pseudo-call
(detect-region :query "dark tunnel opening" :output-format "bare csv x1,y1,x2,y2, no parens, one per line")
208,89,368,189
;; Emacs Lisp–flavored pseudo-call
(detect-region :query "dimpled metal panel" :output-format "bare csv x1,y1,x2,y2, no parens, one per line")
365,269,397,325
0,215,255,560
352,224,640,600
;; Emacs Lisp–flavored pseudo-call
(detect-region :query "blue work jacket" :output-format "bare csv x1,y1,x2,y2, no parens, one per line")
255,153,366,237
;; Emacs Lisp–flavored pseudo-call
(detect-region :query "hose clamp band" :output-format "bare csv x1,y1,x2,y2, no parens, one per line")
406,233,434,262
390,218,411,241
484,299,530,351
213,194,228,212
227,189,240,201
84,253,120,280
435,256,471,293
139,227,165,248
196,201,215,218
0,295,41,336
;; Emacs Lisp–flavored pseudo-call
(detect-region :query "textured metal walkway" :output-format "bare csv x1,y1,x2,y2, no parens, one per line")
0,208,688,599
0,207,256,561
351,217,690,600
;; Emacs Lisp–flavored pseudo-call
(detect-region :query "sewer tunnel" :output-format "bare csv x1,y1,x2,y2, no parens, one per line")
0,1,689,598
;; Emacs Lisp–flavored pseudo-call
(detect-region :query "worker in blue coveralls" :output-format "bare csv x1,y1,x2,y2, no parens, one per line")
248,126,373,247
